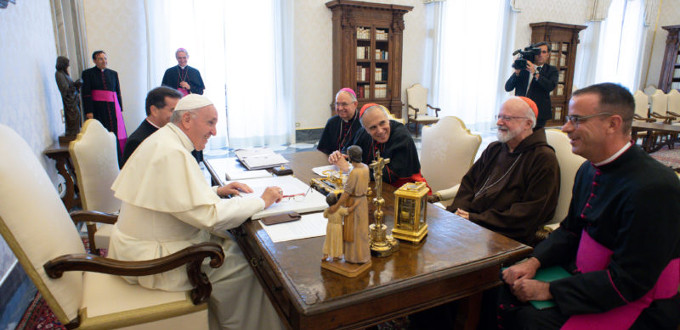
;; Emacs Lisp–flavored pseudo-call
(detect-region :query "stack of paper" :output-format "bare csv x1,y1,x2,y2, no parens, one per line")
234,148,289,170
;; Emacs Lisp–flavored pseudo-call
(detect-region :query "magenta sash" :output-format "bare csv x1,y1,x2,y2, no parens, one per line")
177,87,189,97
562,230,680,329
91,89,127,154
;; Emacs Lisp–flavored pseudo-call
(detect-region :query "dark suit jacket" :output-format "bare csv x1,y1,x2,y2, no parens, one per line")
122,119,203,166
161,65,205,95
504,64,558,124
81,67,123,133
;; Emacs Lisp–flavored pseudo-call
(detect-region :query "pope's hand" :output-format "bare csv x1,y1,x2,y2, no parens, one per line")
261,186,283,208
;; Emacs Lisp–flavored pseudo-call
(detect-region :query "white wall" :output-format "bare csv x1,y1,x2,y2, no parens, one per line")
293,0,427,129
0,1,62,281
82,0,148,132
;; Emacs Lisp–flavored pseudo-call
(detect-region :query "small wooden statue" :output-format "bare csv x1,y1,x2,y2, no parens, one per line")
337,145,370,264
55,56,82,138
322,192,352,261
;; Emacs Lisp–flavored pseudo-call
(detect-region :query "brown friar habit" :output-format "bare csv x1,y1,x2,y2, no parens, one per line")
448,128,560,246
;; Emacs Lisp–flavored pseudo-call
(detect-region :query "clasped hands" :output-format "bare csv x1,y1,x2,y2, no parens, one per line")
502,257,552,302
217,182,283,208
179,81,191,90
328,150,350,172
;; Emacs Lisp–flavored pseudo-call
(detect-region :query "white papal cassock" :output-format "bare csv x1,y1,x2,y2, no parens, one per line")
108,123,283,330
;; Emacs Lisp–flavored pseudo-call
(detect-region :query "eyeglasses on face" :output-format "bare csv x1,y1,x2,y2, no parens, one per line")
564,112,612,126
335,102,351,108
496,114,527,122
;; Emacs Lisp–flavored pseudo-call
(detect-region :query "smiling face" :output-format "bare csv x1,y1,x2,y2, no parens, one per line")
176,51,188,67
361,107,391,143
335,92,358,121
496,98,532,146
182,105,218,151
561,93,611,161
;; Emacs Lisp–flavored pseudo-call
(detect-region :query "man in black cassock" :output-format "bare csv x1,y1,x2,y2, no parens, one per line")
161,48,205,96
329,103,427,187
81,50,126,164
504,42,558,129
500,83,680,329
317,88,362,154
122,87,182,165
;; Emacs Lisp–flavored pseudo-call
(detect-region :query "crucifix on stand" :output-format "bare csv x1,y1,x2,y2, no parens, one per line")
369,151,399,257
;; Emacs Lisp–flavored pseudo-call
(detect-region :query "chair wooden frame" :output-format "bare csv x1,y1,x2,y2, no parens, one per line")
406,83,441,137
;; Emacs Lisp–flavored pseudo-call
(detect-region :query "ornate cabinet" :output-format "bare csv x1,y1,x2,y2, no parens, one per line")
658,25,680,93
326,0,412,118
530,22,586,126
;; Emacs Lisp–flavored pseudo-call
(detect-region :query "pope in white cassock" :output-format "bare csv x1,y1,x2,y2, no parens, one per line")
108,94,284,329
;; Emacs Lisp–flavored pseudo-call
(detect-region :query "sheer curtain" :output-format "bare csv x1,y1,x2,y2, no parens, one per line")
144,0,293,150
592,0,646,91
430,0,511,132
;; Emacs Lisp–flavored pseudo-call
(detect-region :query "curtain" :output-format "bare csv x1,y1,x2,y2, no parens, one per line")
50,0,88,80
429,0,510,132
593,0,646,91
144,0,293,150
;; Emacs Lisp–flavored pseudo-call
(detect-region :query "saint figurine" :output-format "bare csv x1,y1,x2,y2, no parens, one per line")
322,192,352,261
337,145,370,264
55,56,82,137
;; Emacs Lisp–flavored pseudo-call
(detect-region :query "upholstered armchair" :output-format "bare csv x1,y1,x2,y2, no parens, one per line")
422,116,481,208
667,89,680,118
536,129,586,239
0,124,223,329
650,90,676,124
69,119,121,252
406,83,441,137
633,90,655,122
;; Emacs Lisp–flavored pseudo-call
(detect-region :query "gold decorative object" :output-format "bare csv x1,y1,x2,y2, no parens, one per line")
391,182,429,244
368,151,399,257
310,169,345,196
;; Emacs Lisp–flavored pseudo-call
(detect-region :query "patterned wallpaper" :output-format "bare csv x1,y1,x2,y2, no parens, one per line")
0,1,63,280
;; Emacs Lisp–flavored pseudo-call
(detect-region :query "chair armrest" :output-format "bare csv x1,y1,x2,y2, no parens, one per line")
651,112,677,124
427,104,441,117
70,210,118,225
633,114,657,123
44,242,225,305
668,111,680,117
436,184,460,202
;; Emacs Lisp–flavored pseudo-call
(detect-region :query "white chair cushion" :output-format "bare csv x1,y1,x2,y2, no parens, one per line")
406,83,428,117
651,90,668,115
421,117,481,207
668,89,680,114
545,129,586,225
0,124,85,322
70,119,121,213
94,223,113,250
81,271,207,329
633,90,649,118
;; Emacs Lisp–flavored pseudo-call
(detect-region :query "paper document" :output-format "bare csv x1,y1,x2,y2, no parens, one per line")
227,176,328,219
205,157,273,181
312,165,339,176
234,148,289,170
259,212,328,243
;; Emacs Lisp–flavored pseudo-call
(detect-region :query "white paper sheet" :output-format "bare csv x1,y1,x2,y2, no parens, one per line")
227,176,328,219
259,212,328,243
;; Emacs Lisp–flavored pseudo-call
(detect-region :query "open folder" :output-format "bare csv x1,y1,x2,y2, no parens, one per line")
234,148,289,170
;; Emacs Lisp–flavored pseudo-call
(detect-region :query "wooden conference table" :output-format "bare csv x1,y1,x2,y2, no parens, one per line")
205,151,531,329
631,121,680,153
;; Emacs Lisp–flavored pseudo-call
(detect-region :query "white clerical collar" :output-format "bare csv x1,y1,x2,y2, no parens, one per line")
145,118,161,129
179,65,187,70
166,122,195,153
594,141,632,166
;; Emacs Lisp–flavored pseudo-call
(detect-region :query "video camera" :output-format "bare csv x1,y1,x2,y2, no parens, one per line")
511,45,543,70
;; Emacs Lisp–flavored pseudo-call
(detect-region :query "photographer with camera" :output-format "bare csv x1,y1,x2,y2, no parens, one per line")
504,42,557,129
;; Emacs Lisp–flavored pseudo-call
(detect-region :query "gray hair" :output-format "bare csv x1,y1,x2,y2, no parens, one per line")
526,105,536,128
359,104,390,127
170,108,197,124
175,48,188,57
